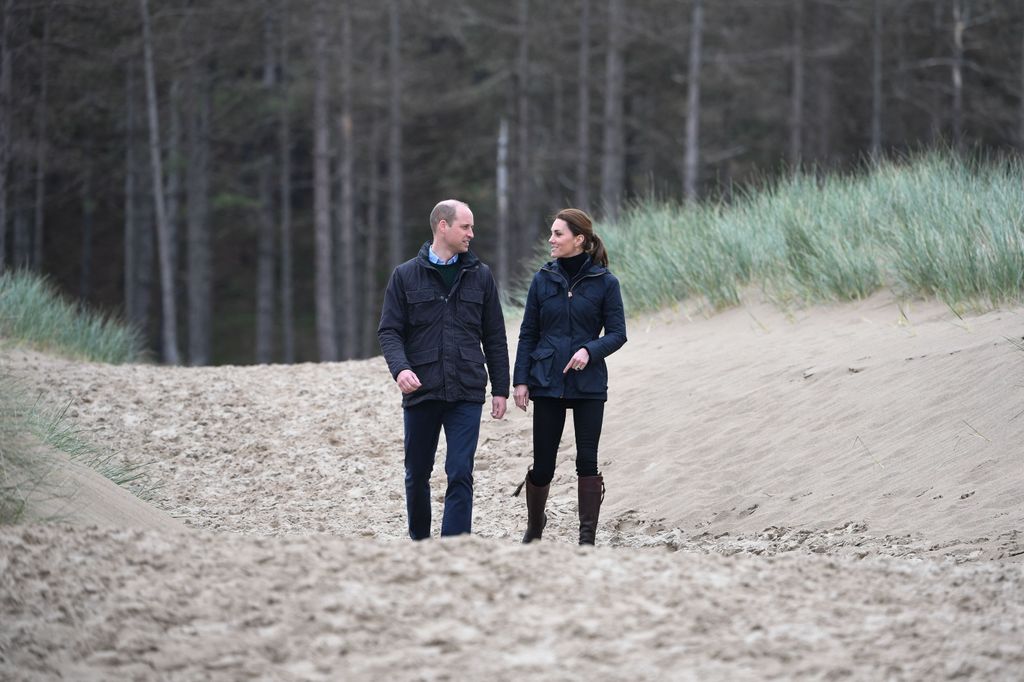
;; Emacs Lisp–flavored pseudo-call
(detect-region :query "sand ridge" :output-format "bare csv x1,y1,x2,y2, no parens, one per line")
1,295,1023,679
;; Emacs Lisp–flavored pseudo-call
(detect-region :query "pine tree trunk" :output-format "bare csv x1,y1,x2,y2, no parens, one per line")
186,39,211,366
870,0,883,158
952,0,966,152
515,0,531,258
126,61,154,336
32,7,49,271
362,41,383,358
166,77,181,288
387,0,404,268
600,0,625,221
789,0,805,170
139,0,181,364
337,2,356,360
1019,0,1024,150
683,0,703,201
279,3,295,364
0,0,11,275
255,6,277,365
124,63,137,323
79,161,94,301
312,0,337,362
811,2,832,167
576,0,590,211
496,117,509,292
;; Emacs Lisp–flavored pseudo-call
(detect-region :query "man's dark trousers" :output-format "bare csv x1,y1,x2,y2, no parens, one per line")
403,400,482,539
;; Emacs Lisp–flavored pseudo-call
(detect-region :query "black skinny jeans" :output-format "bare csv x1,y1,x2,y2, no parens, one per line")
530,397,604,487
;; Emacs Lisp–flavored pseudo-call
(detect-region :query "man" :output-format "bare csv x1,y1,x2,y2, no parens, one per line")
378,199,509,539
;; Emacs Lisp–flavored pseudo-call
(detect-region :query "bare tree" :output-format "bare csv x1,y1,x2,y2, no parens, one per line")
256,4,277,365
312,0,337,362
165,77,181,284
123,64,138,323
870,0,883,158
140,0,181,364
1020,0,1024,150
576,0,591,211
32,6,49,270
951,0,967,152
279,2,295,364
789,0,805,169
600,0,625,221
387,0,403,268
683,0,704,201
496,116,509,291
79,160,94,300
362,40,383,358
0,0,11,275
515,0,532,257
337,1,356,359
186,27,212,366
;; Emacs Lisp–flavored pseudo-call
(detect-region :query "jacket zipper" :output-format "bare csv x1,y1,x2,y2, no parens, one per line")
541,266,603,397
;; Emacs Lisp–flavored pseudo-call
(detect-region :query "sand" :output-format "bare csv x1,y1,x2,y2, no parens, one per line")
1,294,1022,680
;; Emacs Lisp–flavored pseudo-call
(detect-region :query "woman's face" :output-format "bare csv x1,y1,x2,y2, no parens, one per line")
549,219,584,259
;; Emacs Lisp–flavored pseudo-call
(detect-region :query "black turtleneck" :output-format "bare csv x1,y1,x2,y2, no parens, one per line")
558,252,588,281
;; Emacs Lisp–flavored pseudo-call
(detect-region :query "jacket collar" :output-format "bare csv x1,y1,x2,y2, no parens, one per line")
541,254,607,281
416,241,479,269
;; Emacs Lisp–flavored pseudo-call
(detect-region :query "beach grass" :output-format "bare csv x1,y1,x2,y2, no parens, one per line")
0,269,146,364
508,152,1024,315
0,271,151,522
0,377,153,524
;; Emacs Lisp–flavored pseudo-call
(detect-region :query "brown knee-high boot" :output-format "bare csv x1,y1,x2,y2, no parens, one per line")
578,475,605,546
513,468,549,544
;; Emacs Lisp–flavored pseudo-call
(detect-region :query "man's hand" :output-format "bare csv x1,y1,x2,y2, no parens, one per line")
396,369,422,394
513,384,529,411
491,396,507,420
563,347,591,374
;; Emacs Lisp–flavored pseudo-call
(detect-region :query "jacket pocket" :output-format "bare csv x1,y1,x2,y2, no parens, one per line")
456,287,484,331
574,360,608,394
407,289,441,327
458,345,488,390
407,347,441,392
528,347,555,387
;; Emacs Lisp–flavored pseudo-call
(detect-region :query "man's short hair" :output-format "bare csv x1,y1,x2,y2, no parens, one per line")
429,200,468,233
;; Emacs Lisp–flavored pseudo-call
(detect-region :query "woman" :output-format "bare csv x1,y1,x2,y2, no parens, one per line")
512,208,627,545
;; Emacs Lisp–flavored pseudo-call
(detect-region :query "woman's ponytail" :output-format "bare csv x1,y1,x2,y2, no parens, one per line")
555,207,609,267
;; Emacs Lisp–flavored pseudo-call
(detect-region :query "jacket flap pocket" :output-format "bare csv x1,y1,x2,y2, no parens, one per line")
407,289,437,304
460,287,484,304
459,345,486,363
407,347,439,365
529,347,554,361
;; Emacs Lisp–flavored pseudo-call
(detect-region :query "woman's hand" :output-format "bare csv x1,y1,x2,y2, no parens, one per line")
562,347,590,374
513,384,530,411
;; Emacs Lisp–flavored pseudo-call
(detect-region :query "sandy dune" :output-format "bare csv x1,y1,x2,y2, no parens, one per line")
1,295,1022,679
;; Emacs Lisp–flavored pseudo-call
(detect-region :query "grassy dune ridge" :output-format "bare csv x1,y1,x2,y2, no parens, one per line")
0,271,148,522
511,153,1024,314
0,270,145,365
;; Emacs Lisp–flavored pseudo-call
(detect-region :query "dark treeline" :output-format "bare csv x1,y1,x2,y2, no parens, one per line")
0,0,1022,365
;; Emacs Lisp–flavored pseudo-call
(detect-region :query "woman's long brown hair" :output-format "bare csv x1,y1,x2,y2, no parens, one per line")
555,208,608,267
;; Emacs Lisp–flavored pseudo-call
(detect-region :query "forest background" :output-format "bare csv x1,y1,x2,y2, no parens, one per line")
1,0,1022,366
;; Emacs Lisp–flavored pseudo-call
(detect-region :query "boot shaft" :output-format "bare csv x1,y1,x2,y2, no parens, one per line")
578,474,604,546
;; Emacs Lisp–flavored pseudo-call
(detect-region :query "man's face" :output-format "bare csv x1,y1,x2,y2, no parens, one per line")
441,206,474,254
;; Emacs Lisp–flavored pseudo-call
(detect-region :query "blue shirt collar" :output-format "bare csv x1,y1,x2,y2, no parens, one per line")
428,247,459,266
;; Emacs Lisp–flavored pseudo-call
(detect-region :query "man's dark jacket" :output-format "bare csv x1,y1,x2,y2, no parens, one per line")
378,242,510,408
513,256,627,401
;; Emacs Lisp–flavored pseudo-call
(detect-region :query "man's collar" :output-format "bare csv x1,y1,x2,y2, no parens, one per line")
428,246,459,265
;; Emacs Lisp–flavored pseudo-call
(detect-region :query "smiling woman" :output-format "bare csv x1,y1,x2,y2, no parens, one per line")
512,207,627,546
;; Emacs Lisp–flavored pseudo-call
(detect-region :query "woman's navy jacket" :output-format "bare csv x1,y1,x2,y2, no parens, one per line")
513,256,627,401
378,242,510,408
